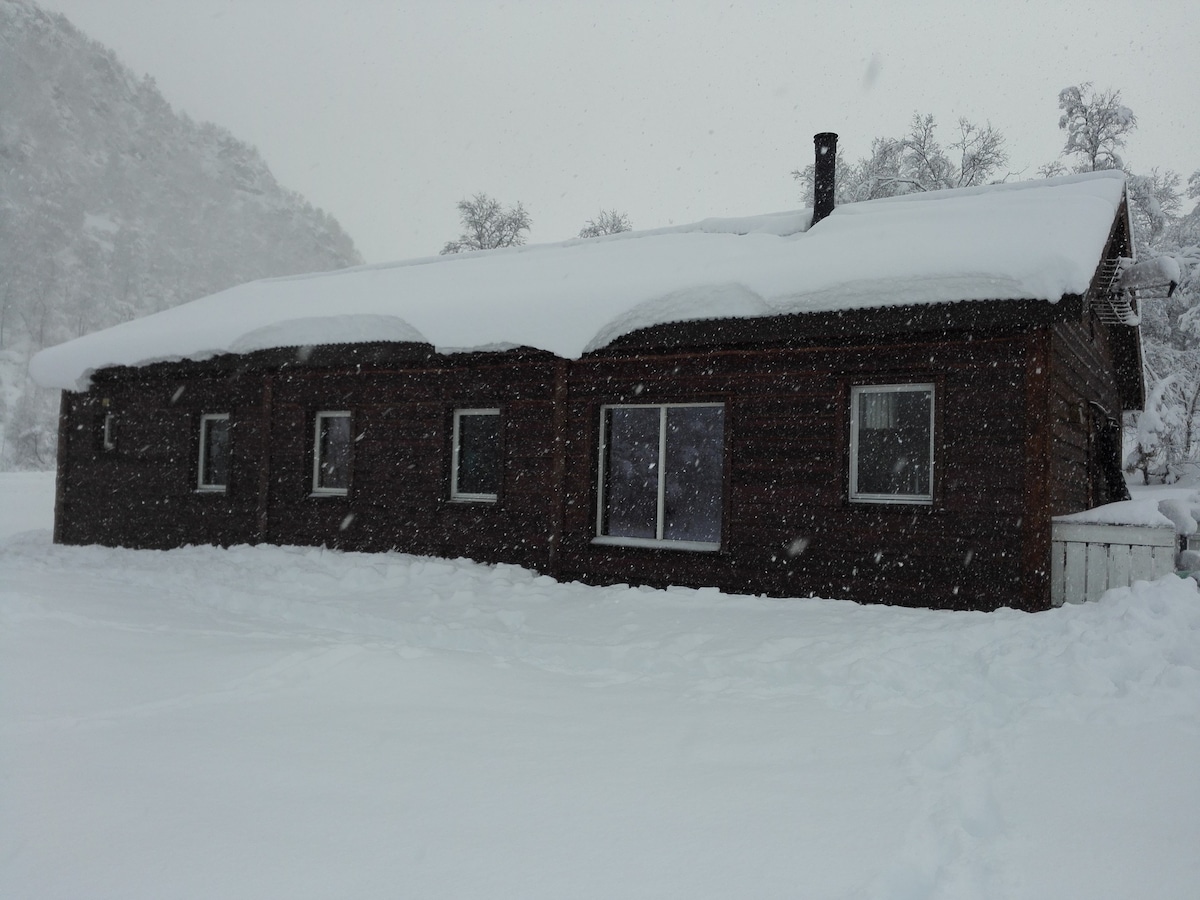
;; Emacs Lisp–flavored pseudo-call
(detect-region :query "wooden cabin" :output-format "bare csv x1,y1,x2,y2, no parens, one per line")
31,159,1142,612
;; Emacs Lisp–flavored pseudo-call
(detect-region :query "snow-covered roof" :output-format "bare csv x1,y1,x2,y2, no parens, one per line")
30,171,1128,392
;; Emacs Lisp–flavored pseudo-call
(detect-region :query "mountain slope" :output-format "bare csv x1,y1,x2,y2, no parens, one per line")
0,0,364,467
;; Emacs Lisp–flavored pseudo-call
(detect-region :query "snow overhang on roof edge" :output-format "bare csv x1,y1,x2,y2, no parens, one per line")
29,171,1128,392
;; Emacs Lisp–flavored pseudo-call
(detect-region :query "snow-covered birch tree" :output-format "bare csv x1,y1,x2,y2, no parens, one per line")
1056,83,1137,173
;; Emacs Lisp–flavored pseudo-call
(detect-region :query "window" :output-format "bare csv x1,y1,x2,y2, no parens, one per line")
197,413,230,491
451,409,501,501
849,384,934,504
312,411,352,495
102,412,116,451
596,403,725,550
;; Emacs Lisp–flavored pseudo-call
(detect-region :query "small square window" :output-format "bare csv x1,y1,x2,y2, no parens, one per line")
197,413,230,491
451,409,501,501
312,411,352,495
849,384,934,504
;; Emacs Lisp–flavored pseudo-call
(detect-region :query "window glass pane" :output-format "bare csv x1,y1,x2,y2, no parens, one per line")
603,407,660,539
202,418,229,487
456,413,500,496
318,415,351,490
663,406,724,542
856,389,931,496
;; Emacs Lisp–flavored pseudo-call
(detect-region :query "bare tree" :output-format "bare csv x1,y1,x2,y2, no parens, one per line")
901,114,956,190
1036,160,1071,179
1057,83,1137,172
854,134,911,198
952,118,1009,188
790,147,856,205
579,209,632,238
440,193,532,254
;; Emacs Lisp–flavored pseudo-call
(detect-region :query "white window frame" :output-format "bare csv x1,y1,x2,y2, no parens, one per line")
311,410,352,497
196,413,230,492
849,383,935,505
594,402,724,552
450,408,501,502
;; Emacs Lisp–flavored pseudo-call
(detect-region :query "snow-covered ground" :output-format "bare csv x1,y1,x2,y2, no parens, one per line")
3,472,1199,899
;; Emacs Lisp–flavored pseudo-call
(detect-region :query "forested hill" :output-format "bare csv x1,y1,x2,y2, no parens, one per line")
0,0,363,467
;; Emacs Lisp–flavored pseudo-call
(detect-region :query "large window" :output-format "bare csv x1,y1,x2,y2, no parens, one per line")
312,411,352,495
197,413,230,491
849,384,934,504
451,408,501,502
596,403,725,550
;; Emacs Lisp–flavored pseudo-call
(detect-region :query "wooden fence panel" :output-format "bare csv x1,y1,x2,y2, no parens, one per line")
1050,520,1178,606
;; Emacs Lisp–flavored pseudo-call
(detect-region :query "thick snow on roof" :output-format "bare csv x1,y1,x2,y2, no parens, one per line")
31,171,1127,391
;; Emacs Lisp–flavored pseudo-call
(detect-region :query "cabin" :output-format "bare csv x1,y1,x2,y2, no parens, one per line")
30,138,1143,611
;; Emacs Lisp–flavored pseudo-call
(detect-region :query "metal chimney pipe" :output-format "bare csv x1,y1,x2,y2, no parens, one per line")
812,132,838,225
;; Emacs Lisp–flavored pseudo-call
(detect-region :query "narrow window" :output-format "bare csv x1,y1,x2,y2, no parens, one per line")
849,384,934,504
451,409,501,501
197,413,230,491
102,412,116,451
312,411,352,495
596,403,724,550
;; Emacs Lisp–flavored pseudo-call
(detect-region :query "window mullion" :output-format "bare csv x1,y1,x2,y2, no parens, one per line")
450,411,461,498
198,419,208,488
656,406,667,540
596,409,608,537
312,416,322,492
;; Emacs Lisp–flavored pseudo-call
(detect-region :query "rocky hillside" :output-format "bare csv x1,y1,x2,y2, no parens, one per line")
0,0,364,467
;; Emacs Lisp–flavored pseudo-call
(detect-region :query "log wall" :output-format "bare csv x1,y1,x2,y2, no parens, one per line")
52,304,1132,612
56,349,562,573
556,334,1035,611
1047,314,1127,514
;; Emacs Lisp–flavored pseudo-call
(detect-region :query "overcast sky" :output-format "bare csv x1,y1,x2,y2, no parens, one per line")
37,0,1200,264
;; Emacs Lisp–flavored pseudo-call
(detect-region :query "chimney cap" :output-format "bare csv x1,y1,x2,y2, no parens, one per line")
813,132,839,154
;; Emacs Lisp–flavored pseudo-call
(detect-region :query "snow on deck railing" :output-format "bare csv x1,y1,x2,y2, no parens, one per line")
1050,520,1178,606
1051,492,1200,605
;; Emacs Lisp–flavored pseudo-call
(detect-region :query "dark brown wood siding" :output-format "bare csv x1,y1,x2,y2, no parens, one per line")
54,349,562,573
256,353,561,569
1047,312,1128,516
55,370,266,549
52,302,1130,612
556,334,1034,611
